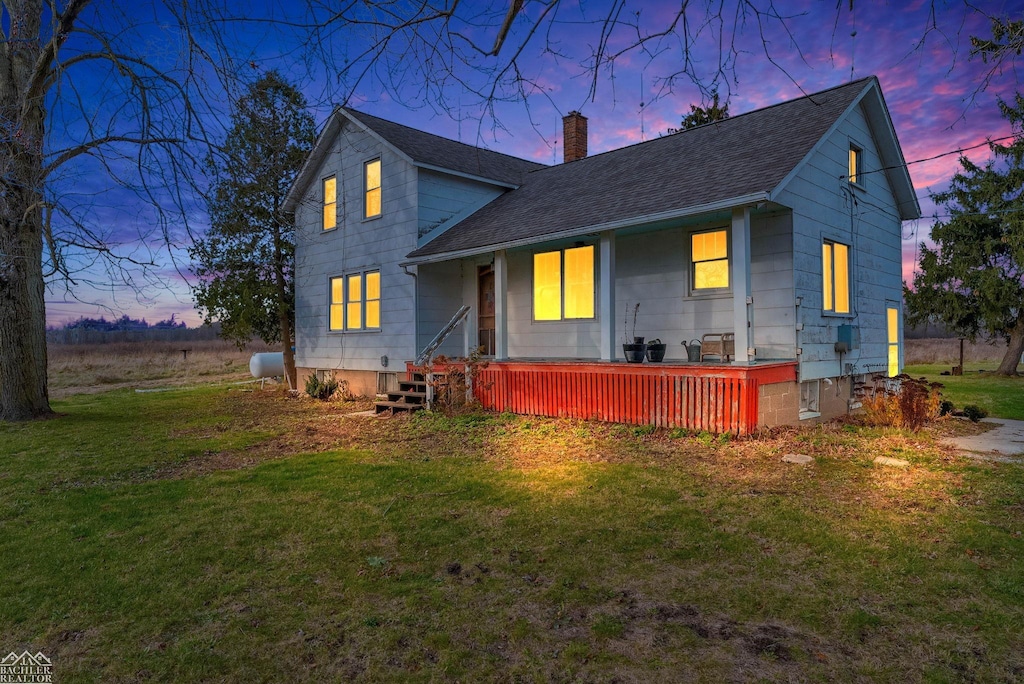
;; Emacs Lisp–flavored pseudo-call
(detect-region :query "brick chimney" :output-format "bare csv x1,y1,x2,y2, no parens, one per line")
562,111,588,163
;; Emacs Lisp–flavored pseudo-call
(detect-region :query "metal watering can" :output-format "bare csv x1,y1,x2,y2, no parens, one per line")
682,339,701,362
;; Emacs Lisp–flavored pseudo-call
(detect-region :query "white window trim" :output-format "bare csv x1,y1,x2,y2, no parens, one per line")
328,268,382,333
531,245,597,323
848,142,865,189
322,174,338,232
822,238,853,317
363,157,382,220
686,226,732,297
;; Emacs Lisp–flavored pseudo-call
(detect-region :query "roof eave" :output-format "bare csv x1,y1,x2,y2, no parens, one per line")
401,192,770,266
414,161,521,189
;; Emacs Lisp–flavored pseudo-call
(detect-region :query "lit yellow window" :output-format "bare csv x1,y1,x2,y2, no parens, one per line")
532,247,595,322
563,246,594,319
534,251,562,321
887,307,900,377
849,146,861,185
329,276,344,331
691,229,729,290
365,271,381,328
823,240,850,314
365,159,381,218
323,176,337,230
347,274,362,329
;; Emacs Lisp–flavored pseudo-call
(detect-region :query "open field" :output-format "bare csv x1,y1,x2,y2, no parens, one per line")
1,384,1022,682
48,339,276,399
905,337,1011,366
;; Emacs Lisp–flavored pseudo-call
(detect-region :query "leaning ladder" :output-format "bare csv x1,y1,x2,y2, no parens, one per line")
414,305,471,366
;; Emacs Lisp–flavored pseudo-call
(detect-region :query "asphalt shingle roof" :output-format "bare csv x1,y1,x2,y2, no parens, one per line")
407,78,874,260
345,108,546,187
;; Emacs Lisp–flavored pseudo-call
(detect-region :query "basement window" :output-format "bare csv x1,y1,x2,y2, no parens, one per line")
799,380,820,420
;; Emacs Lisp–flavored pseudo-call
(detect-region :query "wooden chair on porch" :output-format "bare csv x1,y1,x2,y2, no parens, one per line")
700,332,735,362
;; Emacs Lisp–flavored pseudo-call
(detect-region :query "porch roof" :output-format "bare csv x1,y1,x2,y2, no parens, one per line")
405,77,899,265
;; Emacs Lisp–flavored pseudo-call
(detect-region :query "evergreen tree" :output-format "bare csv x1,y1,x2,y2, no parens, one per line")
190,72,315,389
905,94,1024,375
668,90,730,133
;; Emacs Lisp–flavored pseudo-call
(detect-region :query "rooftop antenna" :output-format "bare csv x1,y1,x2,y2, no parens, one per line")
639,70,646,142
849,0,857,81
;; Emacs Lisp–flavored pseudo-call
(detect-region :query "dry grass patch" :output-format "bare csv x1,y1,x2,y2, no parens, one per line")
48,339,275,398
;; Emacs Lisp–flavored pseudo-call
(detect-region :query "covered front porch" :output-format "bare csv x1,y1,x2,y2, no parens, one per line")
411,359,798,435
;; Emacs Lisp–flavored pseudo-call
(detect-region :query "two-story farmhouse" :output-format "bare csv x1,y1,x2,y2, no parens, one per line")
283,76,920,433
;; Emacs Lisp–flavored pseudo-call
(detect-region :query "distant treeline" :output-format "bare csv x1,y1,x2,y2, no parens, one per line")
47,315,224,345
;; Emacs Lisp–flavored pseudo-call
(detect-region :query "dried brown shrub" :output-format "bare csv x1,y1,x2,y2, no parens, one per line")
861,375,943,430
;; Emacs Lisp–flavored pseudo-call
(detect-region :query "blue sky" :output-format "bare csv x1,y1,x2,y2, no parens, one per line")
44,0,1021,327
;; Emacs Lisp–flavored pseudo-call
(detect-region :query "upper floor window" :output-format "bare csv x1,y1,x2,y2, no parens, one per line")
323,175,337,230
848,145,862,186
329,270,381,331
691,229,729,290
533,245,595,321
822,240,850,314
364,159,381,219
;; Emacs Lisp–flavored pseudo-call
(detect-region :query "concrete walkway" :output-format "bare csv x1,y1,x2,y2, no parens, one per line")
941,418,1024,462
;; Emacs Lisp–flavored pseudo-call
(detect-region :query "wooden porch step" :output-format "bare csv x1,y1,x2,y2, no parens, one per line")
387,390,427,401
374,400,425,414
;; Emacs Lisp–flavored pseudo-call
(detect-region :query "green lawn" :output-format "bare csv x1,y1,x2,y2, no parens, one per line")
905,363,1024,421
2,387,1023,681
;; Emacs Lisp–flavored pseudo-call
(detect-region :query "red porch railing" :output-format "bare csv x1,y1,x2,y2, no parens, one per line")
411,360,796,435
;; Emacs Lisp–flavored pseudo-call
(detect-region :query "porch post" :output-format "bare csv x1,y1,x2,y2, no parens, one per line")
494,249,509,360
731,206,753,363
599,230,616,361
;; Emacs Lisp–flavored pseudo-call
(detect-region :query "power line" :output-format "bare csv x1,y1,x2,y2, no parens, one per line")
855,134,1018,180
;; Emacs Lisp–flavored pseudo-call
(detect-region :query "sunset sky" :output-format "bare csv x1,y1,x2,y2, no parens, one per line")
45,0,1021,327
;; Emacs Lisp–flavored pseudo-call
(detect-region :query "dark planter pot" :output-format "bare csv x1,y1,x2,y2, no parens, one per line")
633,336,645,345
646,343,667,362
623,343,647,363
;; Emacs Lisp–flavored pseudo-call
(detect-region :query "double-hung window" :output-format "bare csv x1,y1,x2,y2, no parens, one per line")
691,229,729,291
848,145,862,186
323,175,337,230
822,240,850,314
533,245,595,321
364,159,381,219
329,270,381,331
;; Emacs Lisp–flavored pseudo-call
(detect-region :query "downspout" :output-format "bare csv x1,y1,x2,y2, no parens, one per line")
403,264,418,368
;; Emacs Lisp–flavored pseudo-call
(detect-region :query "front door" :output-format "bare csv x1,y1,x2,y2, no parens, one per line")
478,265,495,356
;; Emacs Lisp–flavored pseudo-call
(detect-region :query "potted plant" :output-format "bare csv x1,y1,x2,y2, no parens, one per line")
646,338,667,362
622,303,646,363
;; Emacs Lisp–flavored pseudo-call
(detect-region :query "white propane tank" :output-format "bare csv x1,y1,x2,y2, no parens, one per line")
249,352,285,378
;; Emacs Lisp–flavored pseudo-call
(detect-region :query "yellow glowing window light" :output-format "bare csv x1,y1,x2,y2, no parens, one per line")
823,241,850,313
347,274,362,329
848,147,860,185
323,176,337,230
365,271,381,328
533,251,562,321
822,243,833,311
692,229,729,289
329,276,344,331
365,159,381,218
887,306,899,377
563,245,594,319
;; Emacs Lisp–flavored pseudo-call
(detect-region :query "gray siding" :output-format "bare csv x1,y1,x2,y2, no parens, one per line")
293,121,418,373
417,260,465,358
421,215,795,362
417,169,506,241
776,101,904,381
